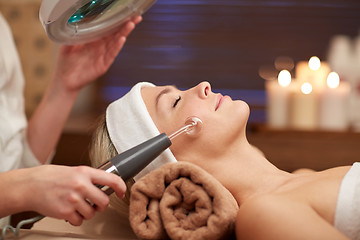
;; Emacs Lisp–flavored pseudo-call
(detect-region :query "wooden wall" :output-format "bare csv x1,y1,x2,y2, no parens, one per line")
0,0,57,117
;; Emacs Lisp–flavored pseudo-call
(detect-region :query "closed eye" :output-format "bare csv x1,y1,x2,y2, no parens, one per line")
173,96,181,107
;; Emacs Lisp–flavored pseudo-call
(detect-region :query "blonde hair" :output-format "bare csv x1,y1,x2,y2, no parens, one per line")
89,114,134,216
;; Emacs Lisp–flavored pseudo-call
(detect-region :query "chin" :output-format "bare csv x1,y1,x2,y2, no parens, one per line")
235,100,250,121
223,100,249,135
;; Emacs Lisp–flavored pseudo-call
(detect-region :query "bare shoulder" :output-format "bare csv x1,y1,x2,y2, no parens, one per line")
235,194,348,240
235,195,292,239
292,168,316,174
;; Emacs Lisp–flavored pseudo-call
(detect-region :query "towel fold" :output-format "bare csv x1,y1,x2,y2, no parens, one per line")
129,162,239,240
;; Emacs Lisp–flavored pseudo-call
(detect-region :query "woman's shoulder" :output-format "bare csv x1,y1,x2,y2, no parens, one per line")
235,193,347,239
237,194,298,222
235,165,355,240
235,194,307,239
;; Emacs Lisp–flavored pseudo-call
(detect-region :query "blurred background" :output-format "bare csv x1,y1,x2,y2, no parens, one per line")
1,0,360,172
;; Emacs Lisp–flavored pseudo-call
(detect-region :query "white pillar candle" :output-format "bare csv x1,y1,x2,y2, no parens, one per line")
290,82,318,130
265,70,292,129
296,56,331,91
350,36,360,131
319,72,351,131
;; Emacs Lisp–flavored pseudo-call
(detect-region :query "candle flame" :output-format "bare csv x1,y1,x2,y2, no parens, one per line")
308,56,321,71
278,70,291,87
301,82,313,95
327,72,340,89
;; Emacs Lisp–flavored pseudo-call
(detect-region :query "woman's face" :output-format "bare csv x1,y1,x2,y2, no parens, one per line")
141,81,250,160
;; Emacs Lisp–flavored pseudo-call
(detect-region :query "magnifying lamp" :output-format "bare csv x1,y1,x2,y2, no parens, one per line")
39,0,155,44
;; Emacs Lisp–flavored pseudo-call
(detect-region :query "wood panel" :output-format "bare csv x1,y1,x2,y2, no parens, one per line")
52,133,92,167
248,126,360,172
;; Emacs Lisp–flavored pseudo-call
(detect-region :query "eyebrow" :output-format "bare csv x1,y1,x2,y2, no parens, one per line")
155,85,178,110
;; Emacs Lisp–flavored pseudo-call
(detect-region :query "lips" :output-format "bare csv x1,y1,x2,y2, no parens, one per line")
215,94,223,111
215,94,232,111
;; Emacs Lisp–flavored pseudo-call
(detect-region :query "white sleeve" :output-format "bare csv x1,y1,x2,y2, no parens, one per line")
0,13,46,172
0,128,42,172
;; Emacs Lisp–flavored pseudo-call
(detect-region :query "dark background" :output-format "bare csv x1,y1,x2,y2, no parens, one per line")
93,0,360,124
102,0,360,91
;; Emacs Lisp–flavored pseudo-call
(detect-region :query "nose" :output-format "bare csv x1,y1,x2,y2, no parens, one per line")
195,81,211,99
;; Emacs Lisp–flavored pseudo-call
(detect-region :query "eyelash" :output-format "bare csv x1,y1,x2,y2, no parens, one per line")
173,96,181,107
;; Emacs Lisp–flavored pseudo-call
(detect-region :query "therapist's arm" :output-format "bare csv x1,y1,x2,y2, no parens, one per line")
27,16,142,164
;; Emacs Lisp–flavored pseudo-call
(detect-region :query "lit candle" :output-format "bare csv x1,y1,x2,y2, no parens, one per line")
290,82,318,130
319,72,351,131
265,70,292,128
296,56,331,91
350,36,360,130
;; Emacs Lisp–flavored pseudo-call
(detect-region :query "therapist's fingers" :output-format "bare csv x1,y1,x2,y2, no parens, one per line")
118,20,136,38
104,16,142,45
101,20,137,64
89,168,127,201
131,15,142,24
119,16,142,37
66,212,84,226
83,185,111,212
74,198,97,220
103,35,126,64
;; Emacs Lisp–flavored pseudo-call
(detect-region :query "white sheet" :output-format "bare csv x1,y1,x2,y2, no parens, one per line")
334,162,360,240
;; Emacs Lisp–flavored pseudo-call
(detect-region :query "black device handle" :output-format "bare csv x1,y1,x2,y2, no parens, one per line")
110,133,171,180
97,133,171,195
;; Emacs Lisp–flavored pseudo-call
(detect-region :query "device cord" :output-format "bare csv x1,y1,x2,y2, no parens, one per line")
0,215,44,240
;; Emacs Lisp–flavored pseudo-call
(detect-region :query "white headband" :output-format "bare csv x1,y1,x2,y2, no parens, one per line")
106,82,177,181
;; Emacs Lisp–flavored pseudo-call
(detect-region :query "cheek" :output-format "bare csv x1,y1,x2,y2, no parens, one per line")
181,105,203,119
172,106,205,130
211,100,249,131
158,120,178,136
201,101,249,144
155,107,205,137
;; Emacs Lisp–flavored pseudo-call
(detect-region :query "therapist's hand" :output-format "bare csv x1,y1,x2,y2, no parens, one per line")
53,15,142,94
26,16,142,164
18,165,126,226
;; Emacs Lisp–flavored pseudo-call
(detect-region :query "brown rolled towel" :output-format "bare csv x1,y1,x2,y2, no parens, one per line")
129,162,239,240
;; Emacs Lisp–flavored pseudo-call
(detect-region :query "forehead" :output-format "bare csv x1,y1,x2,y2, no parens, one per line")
141,85,166,119
141,85,164,108
141,85,175,132
141,85,178,107
141,85,164,97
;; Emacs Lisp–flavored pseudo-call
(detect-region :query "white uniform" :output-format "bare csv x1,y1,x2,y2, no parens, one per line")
0,13,40,227
335,162,360,239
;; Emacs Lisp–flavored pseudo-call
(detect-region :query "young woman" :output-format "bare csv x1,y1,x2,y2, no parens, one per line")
91,81,357,239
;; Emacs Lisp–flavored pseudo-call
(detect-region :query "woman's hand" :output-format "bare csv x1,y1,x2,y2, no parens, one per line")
3,165,127,226
53,16,142,93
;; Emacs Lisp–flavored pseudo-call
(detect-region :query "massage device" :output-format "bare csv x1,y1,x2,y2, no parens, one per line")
97,116,203,195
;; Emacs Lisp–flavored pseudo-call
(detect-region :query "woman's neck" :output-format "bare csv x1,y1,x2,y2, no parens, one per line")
206,139,293,206
175,130,294,206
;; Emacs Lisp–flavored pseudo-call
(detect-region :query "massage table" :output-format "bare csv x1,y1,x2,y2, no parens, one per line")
3,207,137,240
